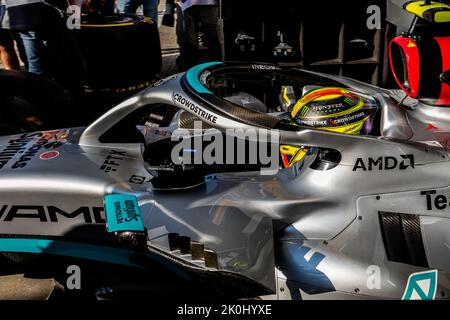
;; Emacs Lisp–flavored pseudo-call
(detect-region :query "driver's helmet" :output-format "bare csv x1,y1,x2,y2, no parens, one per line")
280,86,376,168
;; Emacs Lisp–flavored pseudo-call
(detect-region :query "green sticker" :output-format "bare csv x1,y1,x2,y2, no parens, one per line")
104,194,144,233
402,270,438,300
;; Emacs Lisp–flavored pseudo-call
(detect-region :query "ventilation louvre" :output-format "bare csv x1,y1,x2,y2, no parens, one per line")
378,212,428,268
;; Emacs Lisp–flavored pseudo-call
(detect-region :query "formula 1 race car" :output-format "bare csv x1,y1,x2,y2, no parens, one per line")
0,60,449,300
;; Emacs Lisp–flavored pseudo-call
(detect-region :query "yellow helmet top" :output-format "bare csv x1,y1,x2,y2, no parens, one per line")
280,87,375,168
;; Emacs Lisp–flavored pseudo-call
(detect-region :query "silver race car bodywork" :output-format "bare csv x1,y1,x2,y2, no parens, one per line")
0,62,448,300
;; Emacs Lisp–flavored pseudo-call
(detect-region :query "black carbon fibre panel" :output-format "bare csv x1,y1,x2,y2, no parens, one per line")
379,212,410,264
378,212,429,268
179,111,212,129
401,214,429,268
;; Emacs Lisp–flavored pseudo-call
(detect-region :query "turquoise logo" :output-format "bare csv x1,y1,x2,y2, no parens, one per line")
185,61,222,94
402,270,438,300
104,194,144,233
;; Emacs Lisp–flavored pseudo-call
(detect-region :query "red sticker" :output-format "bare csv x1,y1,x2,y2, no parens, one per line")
425,123,440,132
39,150,60,160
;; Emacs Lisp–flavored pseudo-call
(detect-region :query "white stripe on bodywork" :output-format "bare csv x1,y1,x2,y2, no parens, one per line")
303,248,315,262
6,0,42,8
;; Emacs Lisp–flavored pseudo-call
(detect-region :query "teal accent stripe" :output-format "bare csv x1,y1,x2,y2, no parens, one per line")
0,238,140,268
0,238,194,281
185,62,223,94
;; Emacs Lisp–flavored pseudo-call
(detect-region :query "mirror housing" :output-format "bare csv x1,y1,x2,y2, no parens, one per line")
440,70,450,86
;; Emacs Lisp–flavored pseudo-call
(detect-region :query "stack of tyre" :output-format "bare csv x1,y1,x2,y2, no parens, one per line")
73,13,162,115
0,14,162,135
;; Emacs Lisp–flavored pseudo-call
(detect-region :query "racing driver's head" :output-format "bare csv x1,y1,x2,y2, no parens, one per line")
280,86,377,169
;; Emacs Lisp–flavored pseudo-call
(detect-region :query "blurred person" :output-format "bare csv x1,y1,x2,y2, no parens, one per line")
161,0,175,27
118,0,160,22
176,0,221,70
5,0,86,95
0,0,20,70
0,30,20,70
82,0,115,14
